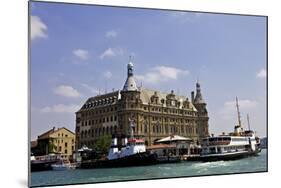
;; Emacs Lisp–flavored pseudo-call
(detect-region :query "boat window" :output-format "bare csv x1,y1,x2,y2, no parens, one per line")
224,137,231,141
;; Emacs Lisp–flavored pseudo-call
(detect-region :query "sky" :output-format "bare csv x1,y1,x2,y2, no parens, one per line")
30,1,267,140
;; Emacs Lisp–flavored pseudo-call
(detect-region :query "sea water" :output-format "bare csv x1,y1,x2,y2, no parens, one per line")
31,149,267,187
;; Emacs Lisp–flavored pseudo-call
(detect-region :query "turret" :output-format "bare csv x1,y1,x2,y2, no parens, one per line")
192,81,209,139
122,57,138,92
194,81,205,104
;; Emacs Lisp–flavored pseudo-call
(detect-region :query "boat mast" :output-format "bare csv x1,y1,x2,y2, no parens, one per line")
236,97,242,127
247,113,251,131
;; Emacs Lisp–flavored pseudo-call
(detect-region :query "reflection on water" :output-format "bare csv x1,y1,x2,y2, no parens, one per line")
31,149,267,187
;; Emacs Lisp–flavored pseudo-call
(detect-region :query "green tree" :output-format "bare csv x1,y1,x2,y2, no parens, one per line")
94,135,112,154
48,140,56,153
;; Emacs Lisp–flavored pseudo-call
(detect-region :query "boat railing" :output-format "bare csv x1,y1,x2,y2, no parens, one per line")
203,141,230,146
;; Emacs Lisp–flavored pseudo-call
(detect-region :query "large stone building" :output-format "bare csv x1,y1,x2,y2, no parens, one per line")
32,127,76,160
75,60,209,149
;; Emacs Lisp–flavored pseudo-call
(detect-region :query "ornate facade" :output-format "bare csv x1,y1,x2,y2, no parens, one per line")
75,60,209,149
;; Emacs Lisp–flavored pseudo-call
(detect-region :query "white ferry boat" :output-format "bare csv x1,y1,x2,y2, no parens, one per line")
200,97,261,161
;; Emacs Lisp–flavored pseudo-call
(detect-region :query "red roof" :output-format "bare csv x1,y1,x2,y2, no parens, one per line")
128,138,144,143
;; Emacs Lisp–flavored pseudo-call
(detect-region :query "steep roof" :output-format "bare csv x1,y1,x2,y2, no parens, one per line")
122,62,138,91
78,88,198,111
37,128,56,140
123,76,138,91
78,90,120,111
140,88,197,111
38,127,75,140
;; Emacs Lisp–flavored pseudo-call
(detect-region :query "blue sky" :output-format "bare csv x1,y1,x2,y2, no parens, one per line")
30,2,267,140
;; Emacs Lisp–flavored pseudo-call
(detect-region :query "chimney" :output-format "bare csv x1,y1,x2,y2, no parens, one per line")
191,91,195,103
53,126,55,131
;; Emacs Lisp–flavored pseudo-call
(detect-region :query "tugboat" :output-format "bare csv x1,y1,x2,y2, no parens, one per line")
200,97,261,161
80,118,158,168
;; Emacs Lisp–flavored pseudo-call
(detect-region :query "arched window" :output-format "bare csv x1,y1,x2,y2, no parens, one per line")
98,128,101,136
144,123,147,133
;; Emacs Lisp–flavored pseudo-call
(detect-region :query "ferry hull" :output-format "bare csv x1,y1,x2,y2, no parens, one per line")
200,149,261,162
80,152,158,169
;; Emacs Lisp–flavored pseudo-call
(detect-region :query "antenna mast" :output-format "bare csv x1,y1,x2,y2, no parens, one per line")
247,113,251,131
236,97,242,127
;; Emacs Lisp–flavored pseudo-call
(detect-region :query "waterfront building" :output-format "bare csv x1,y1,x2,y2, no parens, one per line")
33,127,76,160
75,59,209,149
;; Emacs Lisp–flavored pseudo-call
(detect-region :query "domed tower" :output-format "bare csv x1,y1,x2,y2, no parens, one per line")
123,60,138,91
118,57,141,138
192,81,209,141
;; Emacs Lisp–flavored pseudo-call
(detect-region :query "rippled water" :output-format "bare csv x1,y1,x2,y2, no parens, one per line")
31,149,267,187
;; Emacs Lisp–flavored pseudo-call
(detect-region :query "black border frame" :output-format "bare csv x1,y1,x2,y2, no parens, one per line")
28,1,268,187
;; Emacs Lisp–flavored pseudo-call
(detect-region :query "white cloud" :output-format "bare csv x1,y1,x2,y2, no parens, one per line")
224,99,258,109
219,99,258,119
73,49,89,60
31,15,47,40
40,104,80,113
53,85,81,97
103,71,112,79
106,30,117,38
135,66,189,84
81,84,100,94
100,48,124,59
256,68,266,78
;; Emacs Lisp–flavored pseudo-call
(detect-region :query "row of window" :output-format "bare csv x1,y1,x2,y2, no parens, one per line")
144,106,195,115
205,145,247,154
54,140,74,145
81,106,118,117
57,133,69,137
58,147,72,154
81,116,118,126
145,116,196,124
52,145,74,154
80,105,198,118
80,126,118,138
150,124,197,135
